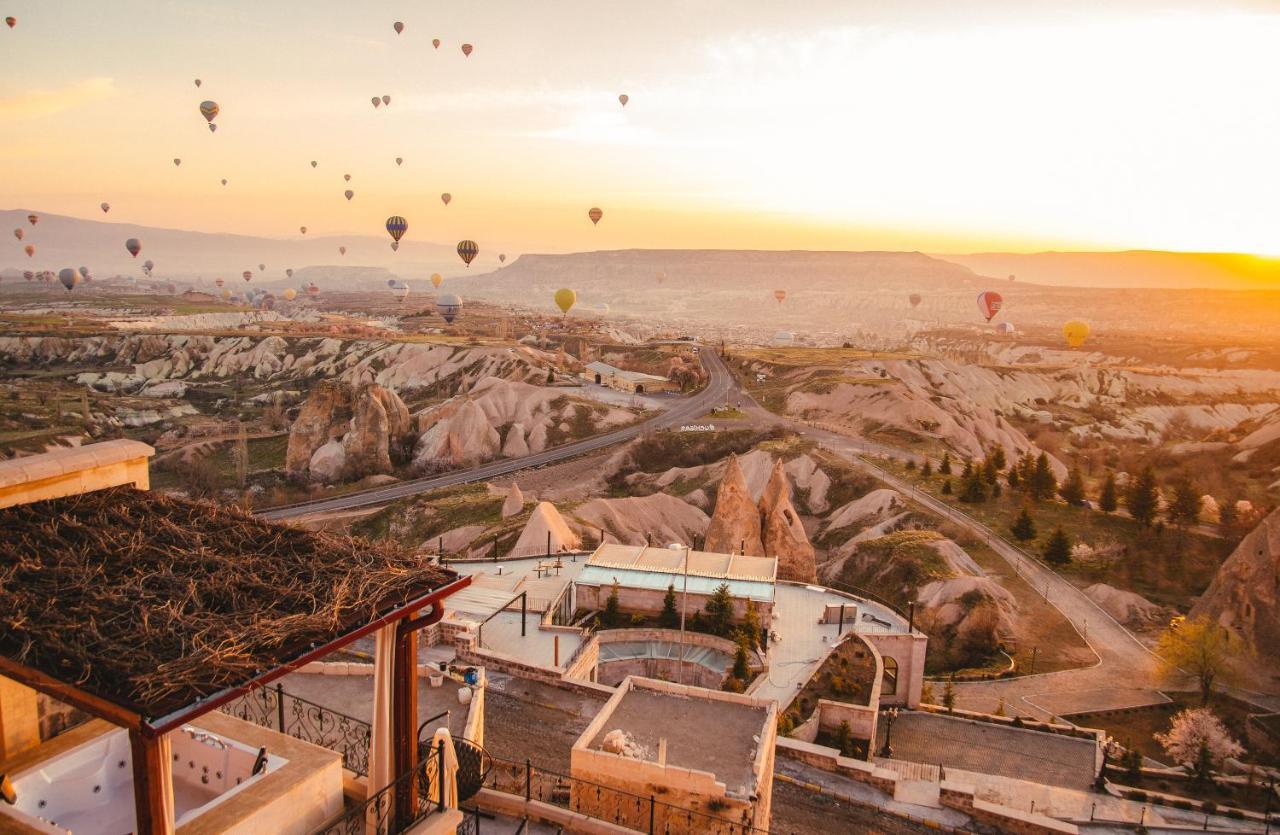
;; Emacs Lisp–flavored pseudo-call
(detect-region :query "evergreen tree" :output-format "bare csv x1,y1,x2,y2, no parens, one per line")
1218,498,1238,529
1043,527,1072,565
659,584,679,628
939,452,952,475
942,677,957,713
1168,476,1201,530
741,599,762,650
732,639,751,681
1018,452,1037,488
1006,467,1020,490
940,478,952,495
1098,472,1118,513
834,720,855,756
990,479,1002,499
990,446,1007,471
1126,466,1160,526
982,457,1000,485
921,459,933,478
602,581,623,628
1059,466,1086,506
959,470,987,503
1030,453,1058,502
706,582,734,636
961,458,973,479
1011,506,1037,541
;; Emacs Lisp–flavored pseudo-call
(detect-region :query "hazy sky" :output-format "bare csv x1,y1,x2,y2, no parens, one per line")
2,1,1279,255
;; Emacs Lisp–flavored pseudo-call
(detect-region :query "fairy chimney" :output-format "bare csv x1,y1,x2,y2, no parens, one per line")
705,454,764,556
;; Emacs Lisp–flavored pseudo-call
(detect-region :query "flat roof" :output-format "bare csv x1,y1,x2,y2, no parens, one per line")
577,565,775,603
587,686,768,793
589,543,777,583
584,361,669,383
0,486,459,726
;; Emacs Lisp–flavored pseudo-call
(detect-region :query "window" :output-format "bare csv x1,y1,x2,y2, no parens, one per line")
882,656,898,696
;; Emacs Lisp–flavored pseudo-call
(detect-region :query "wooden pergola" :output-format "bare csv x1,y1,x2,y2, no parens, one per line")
0,486,473,834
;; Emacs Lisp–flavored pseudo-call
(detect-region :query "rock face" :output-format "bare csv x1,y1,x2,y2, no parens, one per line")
1191,507,1280,656
704,454,764,557
287,381,411,482
759,460,817,583
502,483,525,518
413,397,501,469
573,494,710,548
1086,583,1160,625
510,501,582,558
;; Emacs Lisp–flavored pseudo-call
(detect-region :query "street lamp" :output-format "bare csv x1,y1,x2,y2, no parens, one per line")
879,708,900,758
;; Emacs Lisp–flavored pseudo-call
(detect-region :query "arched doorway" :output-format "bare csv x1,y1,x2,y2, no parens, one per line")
634,384,645,394
594,373,602,384
882,656,898,696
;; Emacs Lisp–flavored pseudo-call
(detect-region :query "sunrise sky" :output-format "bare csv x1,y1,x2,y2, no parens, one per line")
2,0,1279,256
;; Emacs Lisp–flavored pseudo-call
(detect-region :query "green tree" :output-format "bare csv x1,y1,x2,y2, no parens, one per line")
989,446,1008,472
940,478,952,496
921,459,933,478
602,581,623,628
658,584,679,628
1029,453,1058,502
960,458,973,479
732,640,751,682
1168,476,1201,530
1098,472,1118,513
939,452,952,476
1043,527,1072,565
942,676,957,713
1217,498,1238,529
1155,618,1239,705
1059,466,1086,506
982,457,1000,485
1006,466,1020,490
706,582,734,636
834,720,855,756
959,470,987,503
1126,466,1160,526
740,599,762,650
1010,506,1037,542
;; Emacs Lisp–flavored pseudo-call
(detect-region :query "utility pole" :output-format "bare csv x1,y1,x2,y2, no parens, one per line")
677,545,691,685
234,420,248,488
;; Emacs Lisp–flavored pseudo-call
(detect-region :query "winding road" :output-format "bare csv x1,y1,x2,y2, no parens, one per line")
258,347,737,521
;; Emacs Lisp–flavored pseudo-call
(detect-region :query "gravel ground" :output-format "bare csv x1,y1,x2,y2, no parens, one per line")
770,780,951,834
481,675,609,771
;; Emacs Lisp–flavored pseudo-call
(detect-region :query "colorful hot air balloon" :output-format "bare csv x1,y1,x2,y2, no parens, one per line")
908,293,922,308
143,259,154,275
456,239,478,266
996,321,1016,336
5,17,16,28
23,271,33,281
588,207,603,226
284,288,297,301
258,263,265,272
13,228,22,241
339,246,347,256
311,160,318,168
101,202,110,213
395,157,403,166
554,288,577,315
1062,319,1090,349
194,78,201,88
461,43,473,57
344,190,354,201
344,173,351,182
386,215,408,242
215,277,224,287
773,289,786,303
23,245,34,257
286,268,294,278
441,193,452,206
436,293,463,323
125,238,141,258
432,38,440,49
372,96,381,108
199,100,219,126
1008,274,1017,283
27,214,37,225
388,279,410,300
300,226,307,234
173,158,182,167
59,268,79,291
499,254,506,264
221,288,231,300
430,273,443,289
976,291,1004,322
221,178,227,186
393,21,404,34
243,270,252,282
382,95,390,106
618,94,629,107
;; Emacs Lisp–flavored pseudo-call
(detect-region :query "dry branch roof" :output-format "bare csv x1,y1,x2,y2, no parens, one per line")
0,486,456,721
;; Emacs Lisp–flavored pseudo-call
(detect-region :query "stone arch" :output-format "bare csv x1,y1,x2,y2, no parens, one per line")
882,656,899,696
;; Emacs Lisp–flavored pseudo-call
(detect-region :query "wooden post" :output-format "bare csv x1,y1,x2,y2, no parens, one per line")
393,627,419,828
554,635,560,667
129,729,170,835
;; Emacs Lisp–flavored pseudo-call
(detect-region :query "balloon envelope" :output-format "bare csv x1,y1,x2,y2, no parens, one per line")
1062,319,1090,348
125,238,141,257
286,268,294,278
773,289,786,303
618,94,628,107
24,245,34,257
441,193,452,206
58,268,79,291
436,293,463,323
456,239,478,266
996,321,1016,335
461,43,473,56
588,207,602,225
13,228,22,240
430,273,443,288
199,101,219,123
243,271,252,282
27,214,37,225
101,202,110,213
344,190,354,200
499,254,506,263
432,38,440,49
386,215,408,242
976,291,1004,322
554,288,577,314
393,21,404,34
339,246,347,255
382,95,390,105
284,288,297,301
909,293,922,308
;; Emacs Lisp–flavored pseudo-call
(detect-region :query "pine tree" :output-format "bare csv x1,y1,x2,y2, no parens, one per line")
1043,527,1072,565
1006,467,1020,490
1030,453,1058,502
1011,506,1037,541
959,470,987,503
990,446,1008,471
1018,452,1037,488
741,599,762,649
942,677,957,713
1099,472,1118,513
659,584,679,628
1126,466,1159,526
939,452,952,475
983,457,1000,485
1059,466,1086,506
961,458,973,479
732,639,751,681
921,459,933,478
1168,476,1201,530
603,581,623,628
706,582,734,636
990,479,1002,499
941,478,952,495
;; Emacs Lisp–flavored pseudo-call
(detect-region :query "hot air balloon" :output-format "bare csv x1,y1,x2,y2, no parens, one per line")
286,268,294,278
221,178,227,186
588,207,603,226
143,259,154,275
456,239,478,266
13,228,22,241
344,190,354,201
441,193,452,206
284,288,297,301
597,302,610,317
256,263,265,273
1062,319,1090,348
78,266,90,279
1008,274,1016,283
27,214,37,225
432,38,440,49
773,289,786,303
101,202,110,213
23,245,34,258
499,254,506,264
976,291,1003,322
996,321,1016,335
343,173,351,182
339,246,347,256
173,158,182,167
395,157,403,166
388,279,410,301
199,100,219,128
436,293,462,323
221,288,231,300
306,282,319,296
311,160,318,168
393,21,404,34
908,293,922,308
461,43,473,57
382,95,390,106
618,94,629,107
372,96,381,108
554,288,577,315
243,270,252,282
390,242,399,252
5,17,16,28
194,78,201,88
386,215,408,242
125,238,141,258
59,268,79,291
215,277,224,287
430,273,443,289
23,271,33,281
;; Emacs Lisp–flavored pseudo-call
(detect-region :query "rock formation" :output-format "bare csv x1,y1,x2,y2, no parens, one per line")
573,494,710,548
759,460,817,582
1191,506,1280,657
704,454,764,557
509,501,582,558
286,380,351,475
286,381,412,482
413,397,501,469
1086,583,1160,625
502,483,525,518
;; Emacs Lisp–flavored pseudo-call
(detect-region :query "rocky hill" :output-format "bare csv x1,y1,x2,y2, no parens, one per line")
1191,506,1280,662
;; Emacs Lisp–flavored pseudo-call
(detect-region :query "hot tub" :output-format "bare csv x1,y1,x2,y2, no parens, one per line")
1,724,288,834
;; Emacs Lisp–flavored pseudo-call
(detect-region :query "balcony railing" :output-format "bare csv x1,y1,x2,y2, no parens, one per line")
316,738,448,835
219,683,371,776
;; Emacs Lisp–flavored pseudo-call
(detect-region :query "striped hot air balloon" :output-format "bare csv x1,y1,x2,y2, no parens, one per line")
976,291,1004,322
436,293,463,323
385,215,408,242
456,239,478,266
588,207,603,226
461,43,473,57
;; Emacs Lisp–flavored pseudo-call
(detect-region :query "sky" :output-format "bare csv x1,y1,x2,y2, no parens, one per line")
2,0,1279,256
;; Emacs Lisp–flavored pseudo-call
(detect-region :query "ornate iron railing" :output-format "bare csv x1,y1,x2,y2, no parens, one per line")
316,739,447,835
219,683,372,777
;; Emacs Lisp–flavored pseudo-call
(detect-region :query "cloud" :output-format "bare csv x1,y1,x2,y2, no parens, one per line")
0,77,118,120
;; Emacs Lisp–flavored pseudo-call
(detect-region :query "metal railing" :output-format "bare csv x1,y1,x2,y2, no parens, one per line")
316,738,448,835
482,754,770,834
219,682,372,776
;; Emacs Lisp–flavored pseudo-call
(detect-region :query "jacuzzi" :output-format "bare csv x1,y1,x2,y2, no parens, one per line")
1,724,288,834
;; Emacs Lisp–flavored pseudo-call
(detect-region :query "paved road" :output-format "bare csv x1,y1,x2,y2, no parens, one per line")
259,347,737,521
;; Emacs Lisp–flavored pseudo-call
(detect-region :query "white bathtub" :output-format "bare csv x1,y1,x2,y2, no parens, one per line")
1,724,288,834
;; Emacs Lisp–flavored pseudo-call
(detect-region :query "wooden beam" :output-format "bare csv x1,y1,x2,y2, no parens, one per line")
392,626,419,828
129,728,170,835
0,653,141,730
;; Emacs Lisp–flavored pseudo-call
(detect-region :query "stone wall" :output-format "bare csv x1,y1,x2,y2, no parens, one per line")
574,583,773,624
862,630,927,708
